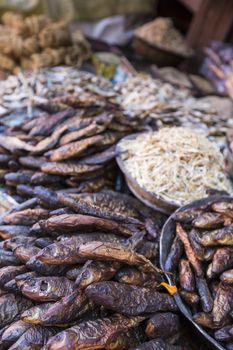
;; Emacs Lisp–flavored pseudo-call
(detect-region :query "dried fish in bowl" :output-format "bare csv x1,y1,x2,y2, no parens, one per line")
118,127,232,210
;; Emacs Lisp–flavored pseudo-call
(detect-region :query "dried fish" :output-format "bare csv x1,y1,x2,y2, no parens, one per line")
212,284,233,325
133,339,184,350
21,276,74,301
86,282,177,315
0,293,33,328
199,225,233,246
164,236,183,272
195,277,213,313
0,320,31,347
21,302,54,325
0,265,27,287
14,244,41,264
145,312,180,339
207,247,233,278
4,208,49,225
220,269,233,284
43,314,144,350
193,212,225,229
41,161,102,177
179,259,195,292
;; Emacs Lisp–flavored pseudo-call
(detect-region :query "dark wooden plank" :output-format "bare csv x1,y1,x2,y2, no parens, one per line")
186,0,233,49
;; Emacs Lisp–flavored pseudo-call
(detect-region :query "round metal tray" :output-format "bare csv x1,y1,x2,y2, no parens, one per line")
160,195,233,350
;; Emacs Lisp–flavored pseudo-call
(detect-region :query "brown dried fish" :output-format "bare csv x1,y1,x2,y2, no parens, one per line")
41,161,102,177
0,225,31,239
5,171,33,186
179,259,195,292
212,202,233,218
26,256,69,276
0,320,32,347
40,290,92,326
3,236,36,251
8,326,57,350
207,247,233,278
72,177,110,193
59,122,106,145
43,314,143,350
188,228,205,261
50,134,104,161
172,208,204,224
21,302,54,325
14,244,41,264
21,276,74,301
75,261,121,288
80,145,117,165
86,282,177,315
106,326,144,350
193,212,225,229
193,313,225,329
195,277,213,313
115,267,160,287
164,236,183,272
29,108,75,136
145,312,180,339
212,284,233,325
176,223,203,277
199,225,233,246
0,265,27,287
0,293,33,328
0,135,34,153
4,208,49,225
214,325,233,342
39,214,138,236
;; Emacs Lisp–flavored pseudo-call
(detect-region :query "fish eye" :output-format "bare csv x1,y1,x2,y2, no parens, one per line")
40,281,48,291
82,270,90,279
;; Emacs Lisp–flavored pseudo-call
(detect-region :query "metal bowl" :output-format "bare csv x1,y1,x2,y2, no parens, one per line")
116,133,180,215
160,195,233,350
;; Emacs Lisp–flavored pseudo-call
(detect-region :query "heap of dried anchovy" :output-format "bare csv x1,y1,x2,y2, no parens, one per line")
0,185,188,350
0,12,90,74
165,199,233,349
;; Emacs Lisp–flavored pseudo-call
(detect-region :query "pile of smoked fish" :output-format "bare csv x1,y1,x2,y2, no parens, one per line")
0,88,147,199
0,187,187,350
165,199,233,349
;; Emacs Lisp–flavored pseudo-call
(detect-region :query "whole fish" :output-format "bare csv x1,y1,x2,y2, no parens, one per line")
172,208,204,224
176,223,203,277
164,236,183,272
26,256,70,276
59,122,106,145
21,276,74,301
106,326,144,350
39,214,138,236
80,145,117,165
85,282,177,315
179,290,199,305
30,172,63,186
19,156,47,169
0,294,33,328
3,236,36,251
195,277,213,313
42,314,143,350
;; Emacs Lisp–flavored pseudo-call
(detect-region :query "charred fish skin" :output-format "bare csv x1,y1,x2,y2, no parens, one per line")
85,281,177,315
42,314,143,350
145,312,180,339
164,236,183,272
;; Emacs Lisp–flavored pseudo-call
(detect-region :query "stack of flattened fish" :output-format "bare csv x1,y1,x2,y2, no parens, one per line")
0,187,185,350
165,199,233,349
0,87,146,201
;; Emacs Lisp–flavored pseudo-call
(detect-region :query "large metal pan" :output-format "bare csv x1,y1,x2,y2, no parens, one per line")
160,195,233,350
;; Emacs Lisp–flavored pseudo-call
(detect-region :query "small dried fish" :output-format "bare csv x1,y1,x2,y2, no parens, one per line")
145,312,180,339
86,282,177,315
41,161,102,177
21,276,74,301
